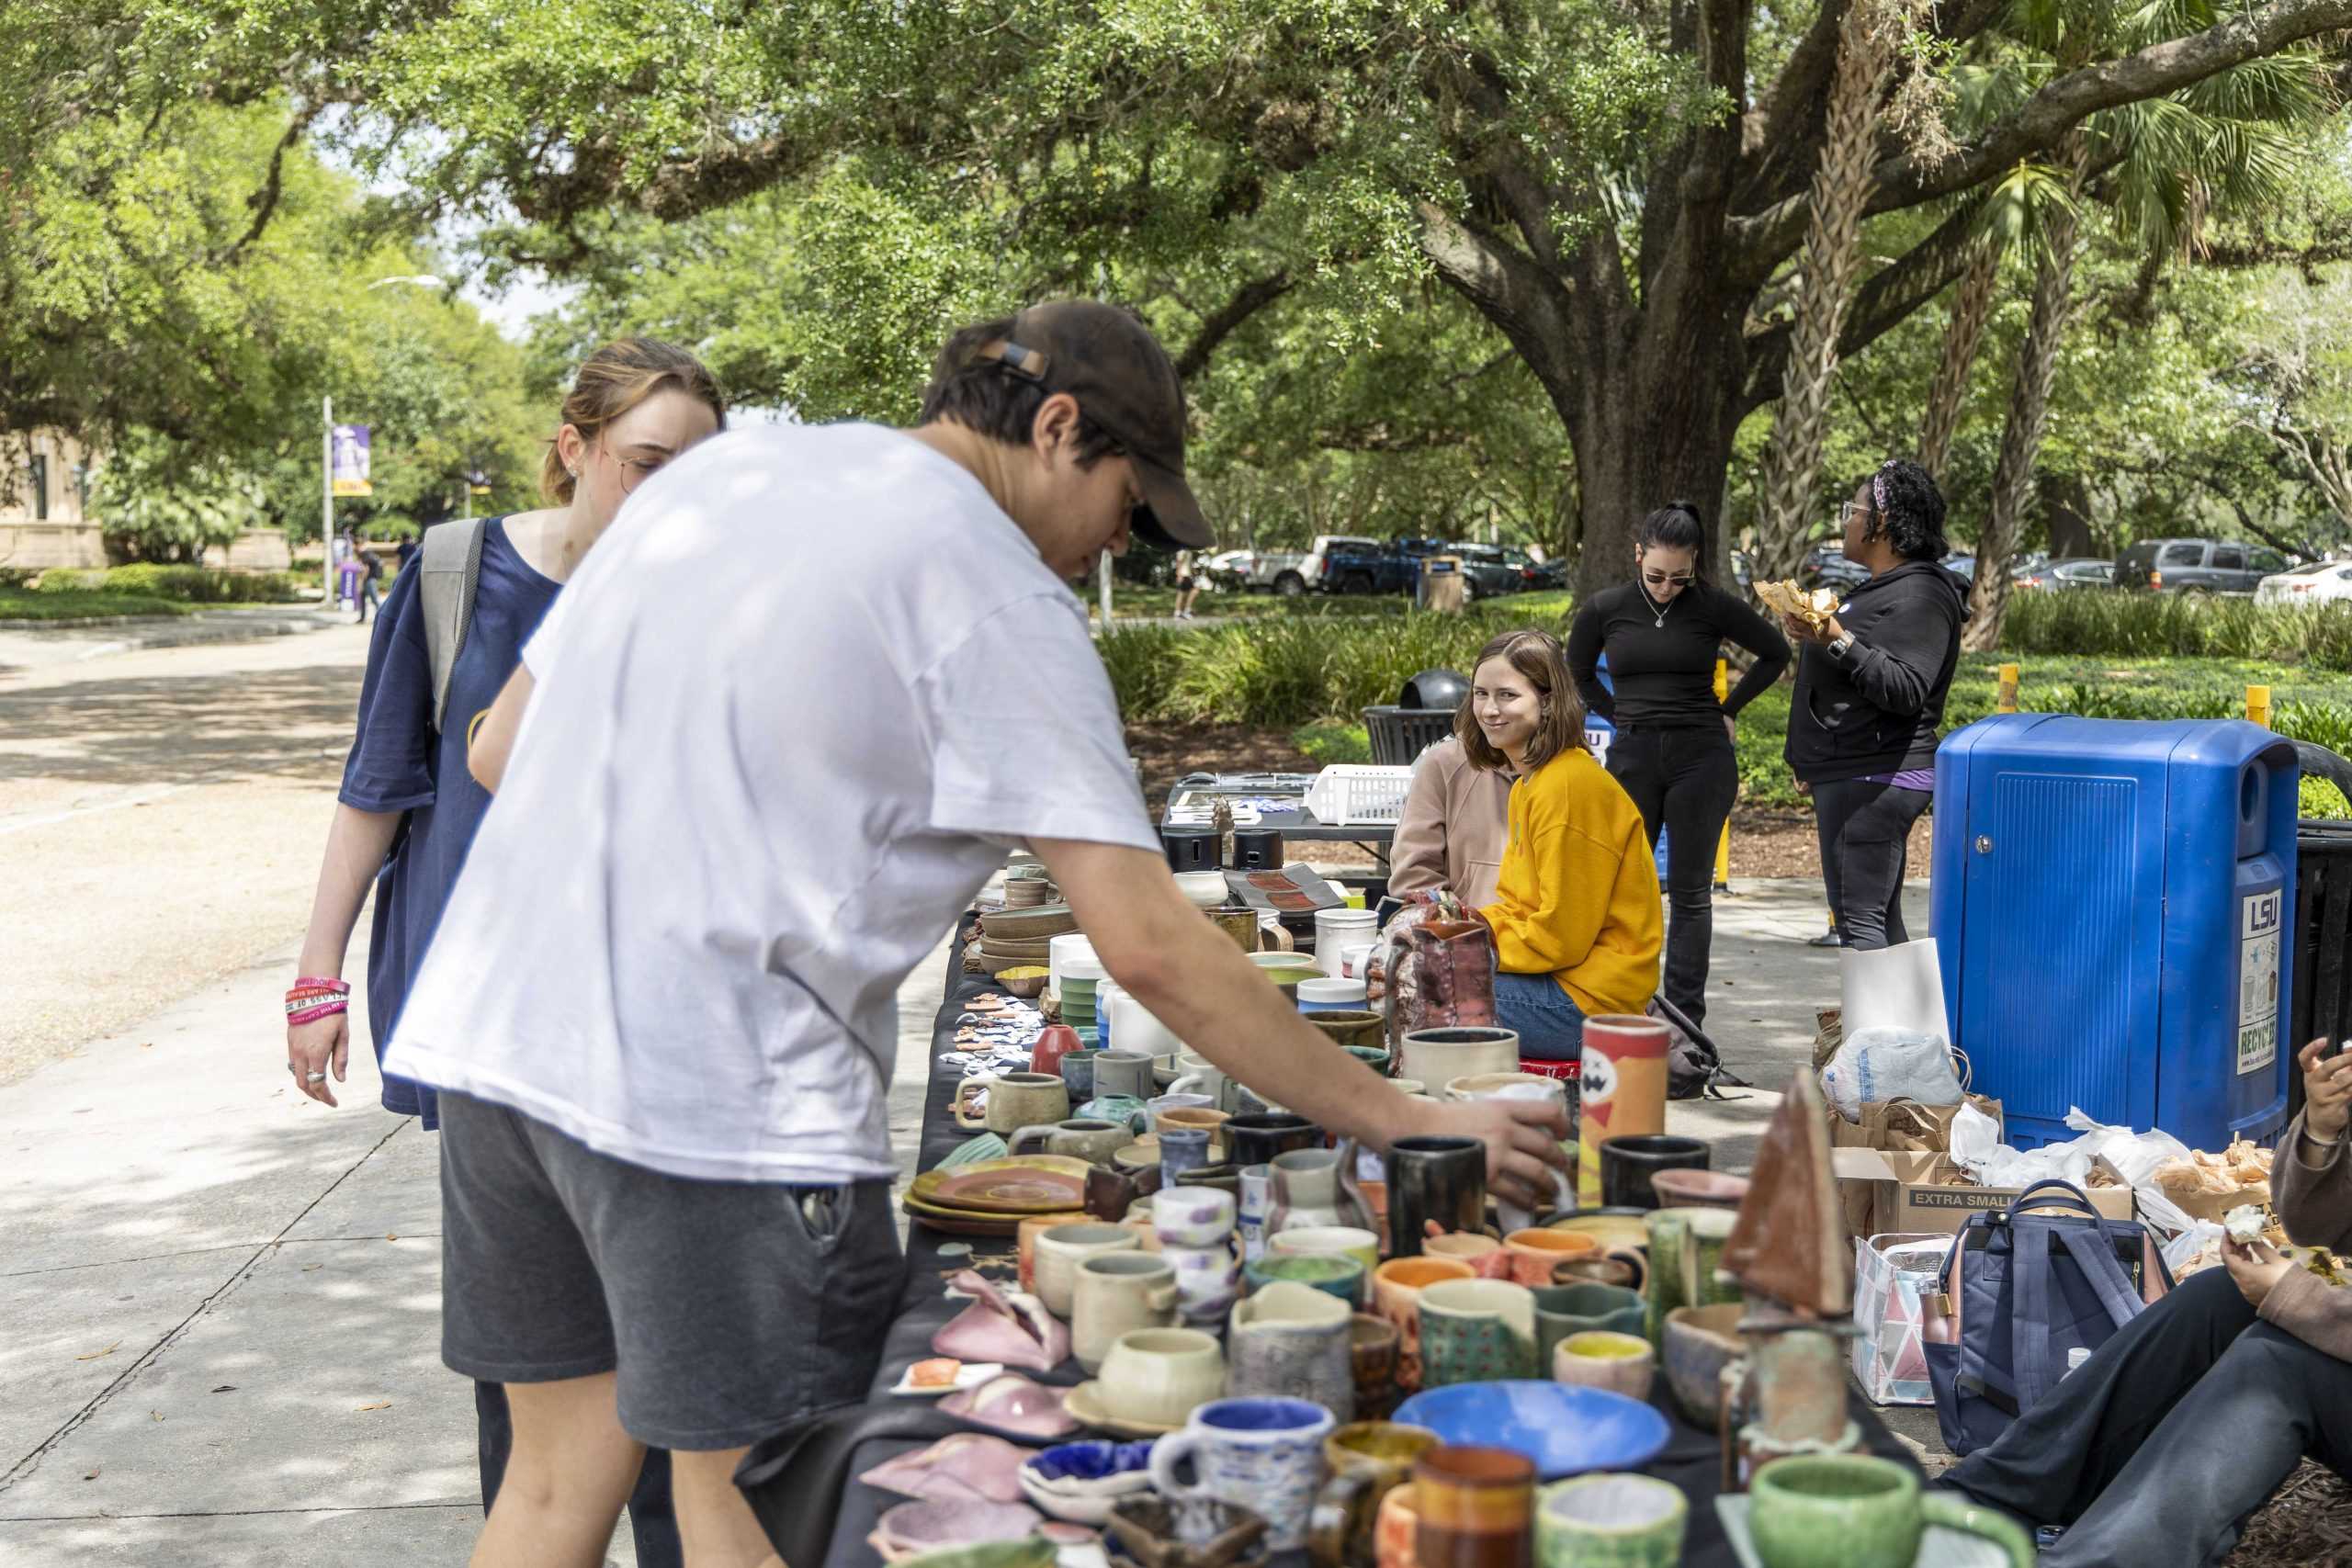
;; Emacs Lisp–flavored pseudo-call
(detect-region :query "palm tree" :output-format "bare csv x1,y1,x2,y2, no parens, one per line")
1752,0,1901,583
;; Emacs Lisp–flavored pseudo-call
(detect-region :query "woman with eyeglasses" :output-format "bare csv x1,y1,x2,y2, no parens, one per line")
281,337,724,1565
1777,459,1965,952
1566,502,1789,1027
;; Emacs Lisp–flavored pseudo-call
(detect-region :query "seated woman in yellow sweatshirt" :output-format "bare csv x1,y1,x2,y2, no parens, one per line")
1465,629,1664,1060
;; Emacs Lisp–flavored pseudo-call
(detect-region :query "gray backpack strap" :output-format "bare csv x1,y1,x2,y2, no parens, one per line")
419,518,489,733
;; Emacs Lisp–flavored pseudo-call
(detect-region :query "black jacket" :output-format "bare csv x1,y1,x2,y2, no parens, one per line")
1783,560,1968,784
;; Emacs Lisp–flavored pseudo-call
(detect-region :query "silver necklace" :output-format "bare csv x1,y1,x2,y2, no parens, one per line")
1642,586,1676,628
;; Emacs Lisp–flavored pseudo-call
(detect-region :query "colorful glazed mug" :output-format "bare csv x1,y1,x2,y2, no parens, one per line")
1150,1395,1338,1552
1534,1473,1686,1568
1372,1256,1477,1393
1549,1332,1657,1403
1416,1280,1538,1388
1532,1283,1647,1367
1503,1228,1600,1289
1308,1421,1442,1568
1415,1444,1537,1568
1746,1455,2034,1568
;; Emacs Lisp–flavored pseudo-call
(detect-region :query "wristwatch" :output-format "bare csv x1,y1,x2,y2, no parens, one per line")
1828,631,1857,660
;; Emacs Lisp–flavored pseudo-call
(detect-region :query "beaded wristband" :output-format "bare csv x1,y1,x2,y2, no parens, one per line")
288,1000,349,1027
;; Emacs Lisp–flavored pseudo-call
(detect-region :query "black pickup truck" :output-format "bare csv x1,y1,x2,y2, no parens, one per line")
1315,536,1455,593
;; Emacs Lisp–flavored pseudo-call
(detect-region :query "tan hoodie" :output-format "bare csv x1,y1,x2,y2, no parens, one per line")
2260,1109,2351,1362
1387,738,1512,909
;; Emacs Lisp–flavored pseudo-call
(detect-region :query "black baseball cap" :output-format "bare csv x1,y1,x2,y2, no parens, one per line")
976,300,1212,550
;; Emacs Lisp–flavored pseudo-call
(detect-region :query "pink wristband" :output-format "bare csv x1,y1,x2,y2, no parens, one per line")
288,1000,348,1027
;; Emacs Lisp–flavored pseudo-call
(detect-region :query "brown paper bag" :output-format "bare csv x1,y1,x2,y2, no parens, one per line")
1829,1095,2002,1239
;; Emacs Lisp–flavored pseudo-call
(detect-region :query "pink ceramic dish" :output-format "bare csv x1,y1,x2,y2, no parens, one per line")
933,1269,1071,1373
942,1373,1081,1439
873,1499,1045,1559
860,1433,1034,1505
1646,1168,1750,1210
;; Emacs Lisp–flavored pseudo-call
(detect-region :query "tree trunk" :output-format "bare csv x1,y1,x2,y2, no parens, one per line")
1750,0,1895,582
1918,243,2001,484
2039,470,2096,557
1963,140,2087,654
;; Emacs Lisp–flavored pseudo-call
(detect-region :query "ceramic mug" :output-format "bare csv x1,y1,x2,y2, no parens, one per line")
1351,1313,1401,1420
1160,1125,1215,1185
1503,1228,1600,1289
1550,1332,1657,1403
1226,1111,1322,1168
1227,1280,1356,1419
1093,1050,1159,1103
1396,1026,1521,1089
1073,1251,1181,1373
1164,1242,1243,1325
1238,1163,1275,1263
1035,1222,1140,1317
1008,1116,1129,1166
1309,1420,1442,1568
1554,1255,1646,1292
1153,1185,1238,1248
1416,1280,1538,1388
1385,1135,1487,1259
1373,1256,1477,1393
1532,1283,1647,1368
1600,1136,1710,1212
1151,1396,1338,1552
1534,1473,1687,1568
1746,1455,2034,1568
1271,1224,1382,1277
1246,1252,1367,1306
1096,1326,1227,1431
1157,1105,1231,1142
1422,1233,1503,1269
1377,1483,1423,1568
1059,1049,1106,1102
1414,1444,1537,1568
955,1071,1069,1135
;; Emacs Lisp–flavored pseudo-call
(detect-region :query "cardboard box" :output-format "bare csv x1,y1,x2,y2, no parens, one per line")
1832,1146,2136,1237
1827,1097,2003,1238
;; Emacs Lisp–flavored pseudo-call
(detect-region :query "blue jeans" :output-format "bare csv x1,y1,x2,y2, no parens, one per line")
1491,972,1587,1061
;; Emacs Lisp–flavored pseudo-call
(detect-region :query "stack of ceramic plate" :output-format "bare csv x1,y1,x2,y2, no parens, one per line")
901,1156,1092,1237
973,931,1055,977
1058,955,1104,1039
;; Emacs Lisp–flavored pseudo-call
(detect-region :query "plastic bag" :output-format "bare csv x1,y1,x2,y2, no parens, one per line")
1951,1102,2205,1237
1821,1027,1964,1122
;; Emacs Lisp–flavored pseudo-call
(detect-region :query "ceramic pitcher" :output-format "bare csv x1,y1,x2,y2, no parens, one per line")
1226,1280,1356,1421
1267,1145,1378,1241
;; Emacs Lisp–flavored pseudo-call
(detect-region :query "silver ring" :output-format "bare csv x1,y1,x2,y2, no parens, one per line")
306,1071,326,1083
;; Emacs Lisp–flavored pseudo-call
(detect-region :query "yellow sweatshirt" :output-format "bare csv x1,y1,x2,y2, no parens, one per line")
1478,748,1662,1018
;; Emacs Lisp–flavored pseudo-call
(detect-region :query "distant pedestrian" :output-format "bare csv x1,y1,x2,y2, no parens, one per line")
281,337,725,1567
395,535,419,575
1779,459,1965,951
1172,547,1201,618
336,528,359,609
354,543,383,623
1566,501,1789,1027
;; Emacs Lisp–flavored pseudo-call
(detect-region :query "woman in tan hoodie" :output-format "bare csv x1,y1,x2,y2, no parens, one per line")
1944,1037,2352,1565
1387,735,1512,908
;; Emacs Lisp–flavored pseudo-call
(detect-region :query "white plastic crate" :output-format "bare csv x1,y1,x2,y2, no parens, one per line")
1304,764,1413,826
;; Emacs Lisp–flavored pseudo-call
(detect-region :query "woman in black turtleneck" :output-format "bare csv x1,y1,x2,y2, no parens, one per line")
1566,502,1790,1027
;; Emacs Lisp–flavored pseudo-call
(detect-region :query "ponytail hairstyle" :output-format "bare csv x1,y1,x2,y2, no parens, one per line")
1455,628,1589,773
1862,459,1948,562
540,337,728,504
1634,500,1711,587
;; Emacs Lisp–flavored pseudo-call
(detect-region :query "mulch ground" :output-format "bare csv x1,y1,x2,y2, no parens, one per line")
2228,1461,2352,1567
1125,721,1932,883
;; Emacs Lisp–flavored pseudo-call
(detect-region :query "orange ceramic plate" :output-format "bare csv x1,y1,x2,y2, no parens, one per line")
913,1156,1092,1216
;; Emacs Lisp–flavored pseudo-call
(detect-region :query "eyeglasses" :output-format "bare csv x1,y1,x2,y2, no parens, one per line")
1839,500,1874,527
1640,570,1694,589
602,441,669,495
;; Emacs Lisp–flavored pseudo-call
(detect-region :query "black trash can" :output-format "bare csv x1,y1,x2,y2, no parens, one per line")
1363,705,1458,766
2290,819,2352,1124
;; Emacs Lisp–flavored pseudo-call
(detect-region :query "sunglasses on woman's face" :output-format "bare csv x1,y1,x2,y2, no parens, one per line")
1640,570,1694,589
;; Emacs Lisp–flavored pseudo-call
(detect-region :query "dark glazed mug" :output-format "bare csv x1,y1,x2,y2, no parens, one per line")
1383,1135,1487,1259
1599,1134,1711,1212
1227,1112,1322,1168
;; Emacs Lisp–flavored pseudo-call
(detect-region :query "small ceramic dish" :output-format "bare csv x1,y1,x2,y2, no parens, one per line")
1173,870,1230,908
1064,1379,1185,1438
1017,1439,1157,1525
893,1360,1006,1397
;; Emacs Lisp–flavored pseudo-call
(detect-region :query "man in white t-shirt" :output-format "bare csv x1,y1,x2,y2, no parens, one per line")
385,301,1569,1566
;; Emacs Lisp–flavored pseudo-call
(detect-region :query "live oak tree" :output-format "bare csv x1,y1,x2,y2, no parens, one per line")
331,0,2352,592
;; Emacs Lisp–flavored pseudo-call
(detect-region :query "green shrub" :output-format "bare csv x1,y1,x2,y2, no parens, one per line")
96,565,305,603
1294,720,1374,764
2001,592,2352,671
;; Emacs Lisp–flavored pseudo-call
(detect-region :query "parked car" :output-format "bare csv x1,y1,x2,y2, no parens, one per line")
1800,542,1871,593
2115,538,2292,594
1455,544,1562,598
2255,558,2352,605
1244,535,1379,595
2014,557,2116,591
1317,536,1453,593
1202,548,1255,589
1940,553,1977,583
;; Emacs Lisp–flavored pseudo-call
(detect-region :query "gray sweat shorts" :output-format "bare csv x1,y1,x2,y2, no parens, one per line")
436,1090,904,1451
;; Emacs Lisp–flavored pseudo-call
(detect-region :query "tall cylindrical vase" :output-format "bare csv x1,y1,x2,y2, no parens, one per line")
1575,1014,1669,1209
1382,1135,1486,1259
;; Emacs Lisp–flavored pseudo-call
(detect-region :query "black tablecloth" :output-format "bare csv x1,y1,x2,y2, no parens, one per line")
739,917,1917,1567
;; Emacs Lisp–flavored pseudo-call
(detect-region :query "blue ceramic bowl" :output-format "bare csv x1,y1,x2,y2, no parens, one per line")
1392,1380,1670,1478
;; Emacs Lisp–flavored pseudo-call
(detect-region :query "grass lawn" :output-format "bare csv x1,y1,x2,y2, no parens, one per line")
0,588,194,621
1090,585,1577,624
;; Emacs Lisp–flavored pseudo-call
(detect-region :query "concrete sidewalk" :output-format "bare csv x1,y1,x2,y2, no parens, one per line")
0,879,1898,1562
0,607,345,675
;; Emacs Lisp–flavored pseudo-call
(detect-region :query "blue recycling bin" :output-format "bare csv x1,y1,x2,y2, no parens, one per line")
1930,716,2301,1150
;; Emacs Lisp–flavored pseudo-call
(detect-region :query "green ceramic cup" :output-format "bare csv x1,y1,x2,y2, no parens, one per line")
1416,1279,1538,1388
1532,1283,1646,1367
1247,1251,1368,1306
1536,1473,1687,1568
1747,1456,2033,1568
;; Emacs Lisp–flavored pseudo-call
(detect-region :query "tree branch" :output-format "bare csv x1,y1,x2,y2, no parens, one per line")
1413,202,1580,400
218,97,330,263
1728,0,2352,271
1174,272,1295,379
